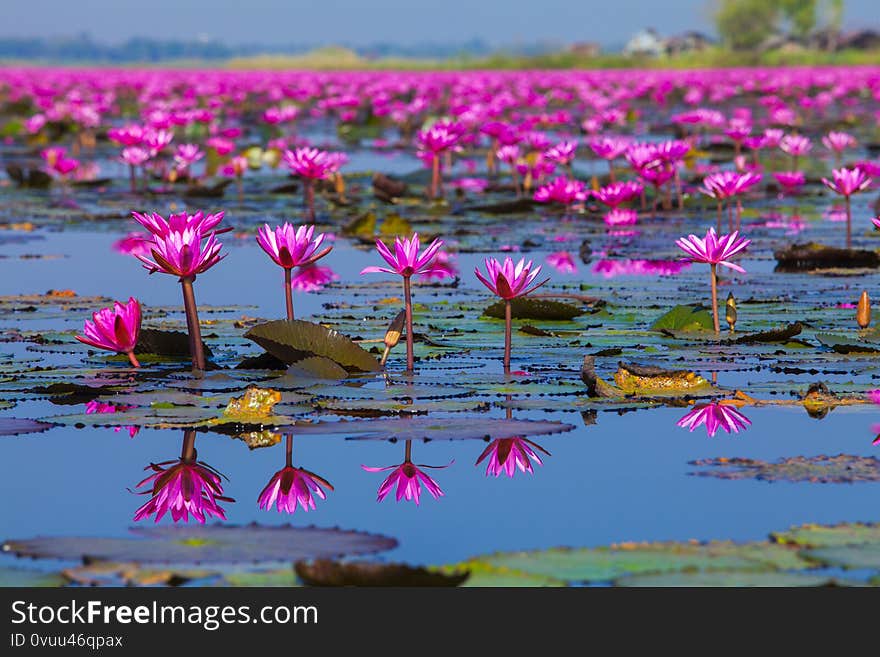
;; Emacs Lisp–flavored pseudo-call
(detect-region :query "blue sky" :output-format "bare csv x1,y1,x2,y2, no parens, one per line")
2,0,876,47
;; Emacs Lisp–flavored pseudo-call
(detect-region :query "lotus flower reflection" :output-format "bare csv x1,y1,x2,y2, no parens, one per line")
362,441,451,505
676,403,752,438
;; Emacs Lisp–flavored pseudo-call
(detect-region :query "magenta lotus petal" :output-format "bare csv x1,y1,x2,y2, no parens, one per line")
132,210,225,238
362,461,450,505
868,389,880,405
360,233,445,278
496,145,520,164
419,250,458,282
143,129,173,155
133,459,232,523
75,297,141,364
545,251,577,274
25,114,46,134
136,227,224,278
258,466,333,514
206,136,235,156
676,403,751,438
476,437,549,478
675,228,751,273
872,217,880,231
222,156,249,177
257,223,331,270
475,256,548,300
724,118,752,142
822,167,872,197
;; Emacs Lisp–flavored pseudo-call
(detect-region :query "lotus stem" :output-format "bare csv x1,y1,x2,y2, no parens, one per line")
180,276,206,371
404,439,412,462
285,433,293,468
675,169,683,210
284,268,294,321
304,179,315,222
237,177,244,205
716,201,723,232
608,159,616,183
845,195,852,249
403,275,414,373
129,164,136,193
504,299,512,374
431,155,440,199
180,429,196,462
710,263,720,335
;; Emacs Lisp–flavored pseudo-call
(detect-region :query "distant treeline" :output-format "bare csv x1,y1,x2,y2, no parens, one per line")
0,34,561,63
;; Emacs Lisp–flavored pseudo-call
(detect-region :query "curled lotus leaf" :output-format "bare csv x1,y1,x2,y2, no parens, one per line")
244,320,381,373
2,524,398,565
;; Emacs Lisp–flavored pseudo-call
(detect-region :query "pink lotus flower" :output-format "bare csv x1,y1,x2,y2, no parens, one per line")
593,181,643,208
136,227,224,278
419,250,458,282
676,228,751,273
134,456,232,523
206,136,235,156
258,466,333,514
475,256,547,300
589,136,630,160
25,114,46,134
774,171,806,194
496,145,520,165
545,251,577,274
75,297,141,368
676,402,751,438
868,389,880,405
132,210,225,238
283,147,334,179
872,217,880,232
174,143,204,169
143,129,173,155
85,400,138,438
257,223,331,270
822,131,856,154
417,121,463,154
763,129,784,148
822,167,872,197
113,232,152,258
533,176,587,206
222,156,249,178
362,445,450,505
291,264,339,292
361,233,445,278
476,437,549,478
545,140,578,166
120,146,150,167
779,134,812,165
591,258,690,278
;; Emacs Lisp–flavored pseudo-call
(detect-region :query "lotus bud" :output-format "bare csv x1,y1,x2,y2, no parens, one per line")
857,291,871,329
380,310,406,366
725,292,737,332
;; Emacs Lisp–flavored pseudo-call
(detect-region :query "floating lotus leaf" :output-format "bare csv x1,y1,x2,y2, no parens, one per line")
475,541,810,583
772,522,880,548
732,322,804,344
294,560,468,586
802,544,880,570
134,328,214,358
815,333,880,354
62,562,217,587
613,362,712,395
282,416,575,441
221,568,299,587
0,417,54,436
613,571,845,587
689,455,880,483
436,562,565,587
0,567,66,587
2,524,398,565
245,320,381,372
483,298,584,321
651,304,714,332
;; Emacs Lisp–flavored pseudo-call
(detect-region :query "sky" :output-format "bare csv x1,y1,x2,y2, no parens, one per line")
1,0,877,48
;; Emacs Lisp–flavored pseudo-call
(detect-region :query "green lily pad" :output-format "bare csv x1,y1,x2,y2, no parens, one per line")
476,541,810,583
0,567,67,587
613,571,845,587
0,417,54,436
802,544,880,570
689,455,880,484
772,522,880,548
651,304,714,332
815,333,880,354
436,562,565,587
245,320,381,372
2,524,398,565
483,298,584,321
222,568,300,587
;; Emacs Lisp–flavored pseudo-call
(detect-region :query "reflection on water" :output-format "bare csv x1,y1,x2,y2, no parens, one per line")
258,434,333,514
676,402,752,438
133,429,233,523
362,439,452,505
475,436,550,478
